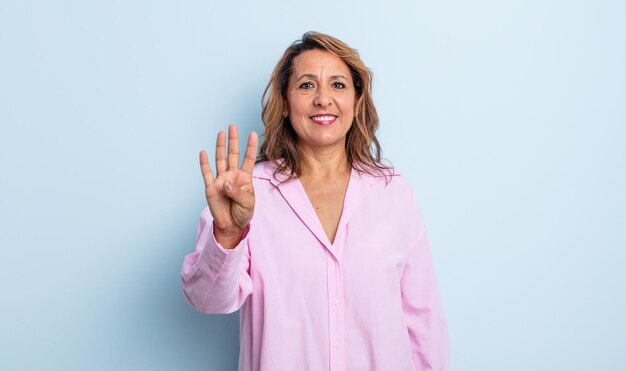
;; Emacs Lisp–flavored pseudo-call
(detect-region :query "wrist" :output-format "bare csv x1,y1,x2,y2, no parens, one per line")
213,223,247,249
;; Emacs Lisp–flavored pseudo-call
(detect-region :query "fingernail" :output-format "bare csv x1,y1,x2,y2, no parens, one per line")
225,181,233,191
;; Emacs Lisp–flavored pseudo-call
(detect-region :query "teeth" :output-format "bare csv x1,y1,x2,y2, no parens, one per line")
312,115,336,121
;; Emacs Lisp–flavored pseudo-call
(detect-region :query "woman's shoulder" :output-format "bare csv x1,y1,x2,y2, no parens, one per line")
357,165,425,231
252,160,290,184
357,163,421,204
252,160,274,179
354,163,408,187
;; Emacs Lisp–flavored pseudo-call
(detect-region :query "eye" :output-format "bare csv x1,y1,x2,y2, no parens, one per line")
299,82,314,89
332,82,346,89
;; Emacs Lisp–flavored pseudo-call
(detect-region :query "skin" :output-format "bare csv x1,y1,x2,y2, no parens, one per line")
200,49,356,248
286,49,355,160
199,125,258,249
285,49,356,243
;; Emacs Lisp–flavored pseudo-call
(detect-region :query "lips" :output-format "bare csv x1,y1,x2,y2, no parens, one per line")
309,114,337,126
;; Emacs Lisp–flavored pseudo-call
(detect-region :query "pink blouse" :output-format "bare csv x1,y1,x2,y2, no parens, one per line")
181,161,449,370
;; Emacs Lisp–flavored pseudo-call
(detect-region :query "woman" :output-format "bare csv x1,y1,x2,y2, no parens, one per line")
181,31,449,371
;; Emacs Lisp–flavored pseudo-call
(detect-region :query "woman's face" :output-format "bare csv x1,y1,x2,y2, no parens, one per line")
285,49,356,153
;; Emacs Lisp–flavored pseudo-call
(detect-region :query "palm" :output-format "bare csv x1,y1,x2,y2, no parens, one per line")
205,168,253,230
200,124,259,233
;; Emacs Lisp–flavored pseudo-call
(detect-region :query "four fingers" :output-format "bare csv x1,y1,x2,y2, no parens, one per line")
203,124,258,187
201,124,257,229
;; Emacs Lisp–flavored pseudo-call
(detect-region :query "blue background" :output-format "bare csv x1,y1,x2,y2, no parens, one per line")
1,0,625,370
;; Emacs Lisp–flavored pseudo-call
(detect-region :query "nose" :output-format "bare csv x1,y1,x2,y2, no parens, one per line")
313,85,333,107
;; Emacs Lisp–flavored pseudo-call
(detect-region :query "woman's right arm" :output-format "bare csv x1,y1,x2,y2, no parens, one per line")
180,124,258,314
180,207,253,314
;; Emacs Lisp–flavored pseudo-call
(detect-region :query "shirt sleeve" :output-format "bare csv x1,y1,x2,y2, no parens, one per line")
180,207,253,314
401,199,450,370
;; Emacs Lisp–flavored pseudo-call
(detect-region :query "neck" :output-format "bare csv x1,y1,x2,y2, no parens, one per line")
297,143,351,180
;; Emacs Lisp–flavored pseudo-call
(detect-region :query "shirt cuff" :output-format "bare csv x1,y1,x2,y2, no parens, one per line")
195,223,251,278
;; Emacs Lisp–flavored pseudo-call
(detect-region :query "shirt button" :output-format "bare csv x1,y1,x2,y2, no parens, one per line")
333,342,339,349
333,298,339,305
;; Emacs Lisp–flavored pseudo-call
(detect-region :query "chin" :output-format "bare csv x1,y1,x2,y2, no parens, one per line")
308,136,347,149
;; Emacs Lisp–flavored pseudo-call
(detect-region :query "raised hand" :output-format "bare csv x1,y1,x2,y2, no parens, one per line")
200,124,258,249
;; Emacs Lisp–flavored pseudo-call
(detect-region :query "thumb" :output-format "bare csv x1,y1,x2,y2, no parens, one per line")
224,180,254,207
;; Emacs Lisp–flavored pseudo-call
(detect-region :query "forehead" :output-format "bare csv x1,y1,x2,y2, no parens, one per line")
291,49,351,77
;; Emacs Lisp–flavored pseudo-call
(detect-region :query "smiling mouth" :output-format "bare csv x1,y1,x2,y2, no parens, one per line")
309,115,337,125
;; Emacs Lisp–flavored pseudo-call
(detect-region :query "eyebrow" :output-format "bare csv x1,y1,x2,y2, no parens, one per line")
296,73,349,81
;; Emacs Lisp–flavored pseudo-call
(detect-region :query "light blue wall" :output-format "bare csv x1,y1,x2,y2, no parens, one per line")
1,0,624,370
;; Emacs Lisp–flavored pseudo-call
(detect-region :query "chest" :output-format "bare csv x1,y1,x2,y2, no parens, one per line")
300,180,348,244
250,185,412,293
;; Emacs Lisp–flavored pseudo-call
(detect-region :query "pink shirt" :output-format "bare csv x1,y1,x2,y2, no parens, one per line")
181,161,449,371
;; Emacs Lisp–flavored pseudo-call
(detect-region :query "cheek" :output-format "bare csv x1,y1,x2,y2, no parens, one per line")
341,92,356,109
287,96,307,116
342,97,356,117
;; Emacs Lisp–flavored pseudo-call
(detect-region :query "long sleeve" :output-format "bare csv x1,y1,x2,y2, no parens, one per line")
400,229,450,370
180,207,253,314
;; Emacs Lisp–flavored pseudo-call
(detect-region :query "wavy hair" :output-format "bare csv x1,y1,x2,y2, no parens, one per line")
257,31,393,181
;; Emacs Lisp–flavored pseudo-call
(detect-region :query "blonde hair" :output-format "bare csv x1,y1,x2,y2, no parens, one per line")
258,31,393,181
